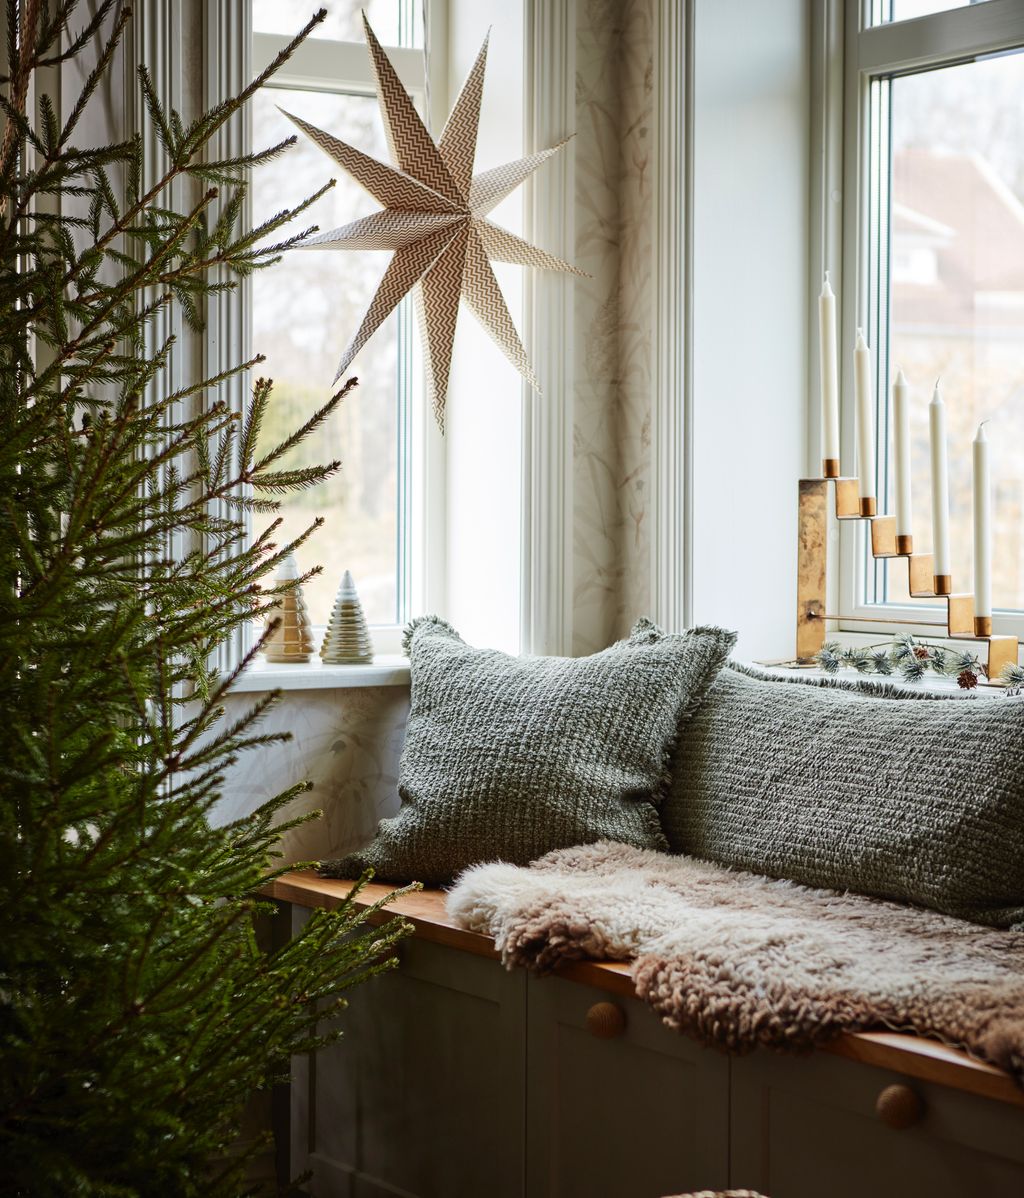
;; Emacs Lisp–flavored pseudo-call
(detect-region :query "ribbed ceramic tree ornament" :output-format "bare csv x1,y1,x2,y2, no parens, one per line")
262,554,315,663
320,570,374,664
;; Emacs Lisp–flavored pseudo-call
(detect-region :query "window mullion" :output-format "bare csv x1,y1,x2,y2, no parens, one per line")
859,0,1024,73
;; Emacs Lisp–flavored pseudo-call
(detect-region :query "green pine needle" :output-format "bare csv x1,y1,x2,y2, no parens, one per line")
0,4,407,1194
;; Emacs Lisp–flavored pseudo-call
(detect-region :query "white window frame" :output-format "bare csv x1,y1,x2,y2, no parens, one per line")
825,0,1024,644
249,12,448,658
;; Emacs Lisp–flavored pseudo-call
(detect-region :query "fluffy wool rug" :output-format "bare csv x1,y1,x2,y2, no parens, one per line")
447,841,1024,1085
664,1192,765,1198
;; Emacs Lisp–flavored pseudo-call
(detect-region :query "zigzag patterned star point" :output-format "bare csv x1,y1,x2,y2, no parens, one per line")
281,15,584,431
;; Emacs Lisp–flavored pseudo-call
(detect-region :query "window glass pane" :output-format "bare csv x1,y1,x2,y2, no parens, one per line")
253,0,423,46
876,49,1024,611
870,0,992,25
251,86,405,626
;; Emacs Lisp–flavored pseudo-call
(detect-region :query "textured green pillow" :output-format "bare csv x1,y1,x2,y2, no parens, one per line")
663,662,1024,928
319,617,737,885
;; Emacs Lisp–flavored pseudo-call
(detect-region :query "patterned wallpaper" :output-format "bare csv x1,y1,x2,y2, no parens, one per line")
213,685,408,864
572,0,654,654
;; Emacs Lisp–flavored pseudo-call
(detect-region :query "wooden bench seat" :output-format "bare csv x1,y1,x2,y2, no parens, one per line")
265,868,1024,1111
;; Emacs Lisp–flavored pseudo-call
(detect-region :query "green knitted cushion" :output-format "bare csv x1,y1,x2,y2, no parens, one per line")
319,617,737,886
663,662,1024,928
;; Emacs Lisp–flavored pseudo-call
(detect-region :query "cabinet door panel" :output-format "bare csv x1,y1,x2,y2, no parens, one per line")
297,937,526,1198
526,975,730,1198
730,1050,1024,1198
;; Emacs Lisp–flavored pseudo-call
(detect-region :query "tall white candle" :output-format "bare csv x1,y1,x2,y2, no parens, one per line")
818,273,840,469
929,381,951,581
973,423,991,620
893,368,912,540
853,329,875,505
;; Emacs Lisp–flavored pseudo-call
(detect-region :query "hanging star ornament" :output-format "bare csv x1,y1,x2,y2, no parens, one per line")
281,14,584,430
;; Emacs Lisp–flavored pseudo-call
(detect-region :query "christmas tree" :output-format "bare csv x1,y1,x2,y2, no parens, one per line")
0,4,408,1193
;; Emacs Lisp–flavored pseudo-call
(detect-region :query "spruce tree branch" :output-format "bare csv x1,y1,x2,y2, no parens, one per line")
0,0,42,217
36,0,117,66
252,375,358,474
0,3,127,260
0,5,404,1186
27,205,194,398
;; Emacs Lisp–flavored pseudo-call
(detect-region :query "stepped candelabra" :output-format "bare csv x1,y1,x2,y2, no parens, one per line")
796,473,1019,682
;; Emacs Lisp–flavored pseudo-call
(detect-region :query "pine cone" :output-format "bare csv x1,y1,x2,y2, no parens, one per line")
914,645,930,660
957,668,978,690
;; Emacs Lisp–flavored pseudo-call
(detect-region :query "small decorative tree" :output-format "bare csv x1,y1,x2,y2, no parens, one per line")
0,4,408,1193
264,553,316,663
321,569,374,664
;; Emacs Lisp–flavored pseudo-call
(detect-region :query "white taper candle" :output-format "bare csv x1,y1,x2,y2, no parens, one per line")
973,423,991,621
819,273,840,470
893,368,912,541
929,381,951,581
854,329,875,505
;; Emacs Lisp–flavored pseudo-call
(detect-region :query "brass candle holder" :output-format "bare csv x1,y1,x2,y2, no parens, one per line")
796,474,1020,683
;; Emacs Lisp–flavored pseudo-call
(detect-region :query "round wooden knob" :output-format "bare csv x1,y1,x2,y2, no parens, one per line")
876,1083,924,1129
585,1001,626,1039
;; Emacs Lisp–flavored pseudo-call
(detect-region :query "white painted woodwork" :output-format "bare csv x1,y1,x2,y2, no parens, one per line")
251,34,424,95
650,0,691,634
521,0,576,656
834,0,1024,645
205,1,253,671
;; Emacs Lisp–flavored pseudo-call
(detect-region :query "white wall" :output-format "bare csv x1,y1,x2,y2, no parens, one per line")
690,0,810,659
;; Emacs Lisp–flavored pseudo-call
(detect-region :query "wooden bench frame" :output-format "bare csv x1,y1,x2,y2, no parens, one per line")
265,869,1024,1111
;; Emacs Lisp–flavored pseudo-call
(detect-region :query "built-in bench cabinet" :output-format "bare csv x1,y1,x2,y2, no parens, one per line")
730,1052,1024,1198
271,876,1024,1198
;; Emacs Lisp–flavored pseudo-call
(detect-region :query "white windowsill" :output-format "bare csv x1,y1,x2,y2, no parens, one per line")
230,654,410,693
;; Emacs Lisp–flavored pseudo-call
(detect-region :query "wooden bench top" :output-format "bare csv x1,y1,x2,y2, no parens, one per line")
265,868,1024,1111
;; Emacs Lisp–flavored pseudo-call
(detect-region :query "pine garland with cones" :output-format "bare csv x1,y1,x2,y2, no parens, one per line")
815,634,987,689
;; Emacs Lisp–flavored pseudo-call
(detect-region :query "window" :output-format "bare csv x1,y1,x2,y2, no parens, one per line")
837,0,1024,638
250,2,430,651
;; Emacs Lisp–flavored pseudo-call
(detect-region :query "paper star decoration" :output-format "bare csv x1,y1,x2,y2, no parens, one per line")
281,14,584,430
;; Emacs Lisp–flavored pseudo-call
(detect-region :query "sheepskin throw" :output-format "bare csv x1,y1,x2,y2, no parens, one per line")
664,1192,766,1198
319,618,736,885
448,841,1024,1086
662,663,1024,928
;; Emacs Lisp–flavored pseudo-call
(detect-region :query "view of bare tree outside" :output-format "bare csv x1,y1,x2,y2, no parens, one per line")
250,84,405,627
877,0,981,23
877,47,1024,612
253,0,422,46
